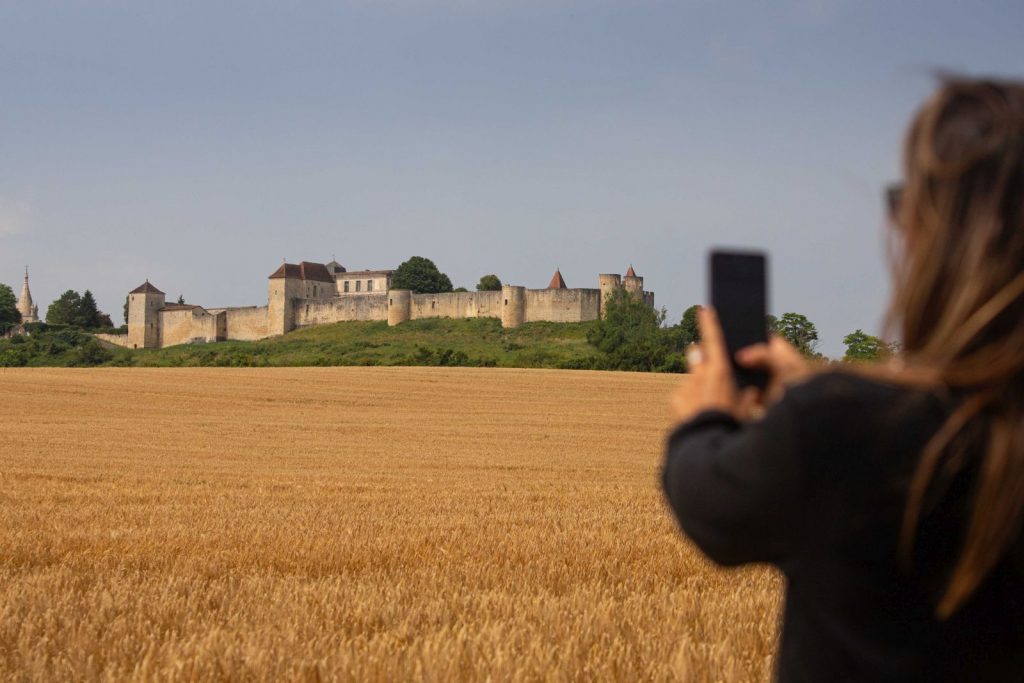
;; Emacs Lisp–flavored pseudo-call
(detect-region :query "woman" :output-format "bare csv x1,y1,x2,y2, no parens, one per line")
663,77,1024,682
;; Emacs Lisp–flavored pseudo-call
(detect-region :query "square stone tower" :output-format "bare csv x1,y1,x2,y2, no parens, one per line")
127,281,165,349
267,262,335,336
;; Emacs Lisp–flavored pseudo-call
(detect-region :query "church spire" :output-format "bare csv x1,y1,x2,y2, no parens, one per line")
18,265,39,323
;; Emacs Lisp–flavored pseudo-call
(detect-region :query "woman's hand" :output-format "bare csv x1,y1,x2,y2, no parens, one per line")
735,335,811,405
670,307,761,424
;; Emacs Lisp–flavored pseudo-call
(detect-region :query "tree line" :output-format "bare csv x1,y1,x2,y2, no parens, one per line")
585,289,898,371
0,284,118,330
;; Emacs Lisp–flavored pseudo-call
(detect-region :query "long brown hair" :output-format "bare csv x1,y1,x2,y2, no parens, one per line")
888,77,1024,618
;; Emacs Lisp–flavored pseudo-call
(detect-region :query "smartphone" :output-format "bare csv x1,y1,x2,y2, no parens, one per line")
709,249,769,390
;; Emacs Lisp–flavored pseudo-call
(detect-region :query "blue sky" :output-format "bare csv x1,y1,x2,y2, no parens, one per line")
2,0,1021,355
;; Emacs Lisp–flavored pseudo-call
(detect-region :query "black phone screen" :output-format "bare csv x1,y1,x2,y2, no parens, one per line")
709,250,769,390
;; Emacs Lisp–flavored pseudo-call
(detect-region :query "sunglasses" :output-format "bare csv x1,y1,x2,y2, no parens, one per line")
886,182,904,221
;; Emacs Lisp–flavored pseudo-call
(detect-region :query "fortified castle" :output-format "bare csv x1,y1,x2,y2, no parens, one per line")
102,260,654,350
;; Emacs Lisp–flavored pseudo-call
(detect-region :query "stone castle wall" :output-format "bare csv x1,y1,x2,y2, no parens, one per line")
124,266,653,350
95,333,132,348
522,288,601,324
294,294,387,328
220,307,269,341
409,290,502,321
158,308,223,347
286,288,600,330
158,309,195,347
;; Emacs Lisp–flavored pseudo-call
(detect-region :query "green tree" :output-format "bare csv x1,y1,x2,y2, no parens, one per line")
176,294,185,304
679,304,702,346
123,296,129,325
80,290,102,327
46,289,108,328
587,288,682,372
391,256,454,294
773,312,820,356
843,329,893,362
0,283,21,325
476,274,502,291
453,287,469,292
47,290,84,325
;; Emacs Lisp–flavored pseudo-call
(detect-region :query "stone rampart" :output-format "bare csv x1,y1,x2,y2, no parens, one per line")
95,333,132,348
219,306,269,341
410,291,502,321
159,309,195,347
523,288,601,323
294,294,388,327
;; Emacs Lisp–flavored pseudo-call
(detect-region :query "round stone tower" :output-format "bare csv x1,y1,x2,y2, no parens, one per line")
501,285,526,329
598,274,621,317
387,289,412,326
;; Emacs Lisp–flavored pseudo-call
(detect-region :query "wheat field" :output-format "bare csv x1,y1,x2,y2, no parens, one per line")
0,367,781,682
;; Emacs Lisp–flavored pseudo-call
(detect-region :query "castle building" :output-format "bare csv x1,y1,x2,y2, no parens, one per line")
316,259,396,295
103,260,655,350
18,267,39,323
337,270,394,295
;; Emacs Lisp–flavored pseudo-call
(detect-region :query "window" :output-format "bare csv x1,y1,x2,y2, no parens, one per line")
504,299,508,306
389,299,393,305
344,281,350,293
368,280,374,292
356,281,361,292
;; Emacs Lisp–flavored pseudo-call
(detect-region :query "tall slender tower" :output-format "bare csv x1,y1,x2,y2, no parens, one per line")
18,266,39,323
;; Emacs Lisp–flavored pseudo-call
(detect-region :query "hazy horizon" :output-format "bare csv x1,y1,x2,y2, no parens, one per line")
3,0,1021,356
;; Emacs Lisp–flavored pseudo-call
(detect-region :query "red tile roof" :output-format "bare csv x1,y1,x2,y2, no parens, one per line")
547,269,567,289
130,281,165,295
336,270,395,277
625,265,637,277
268,261,336,283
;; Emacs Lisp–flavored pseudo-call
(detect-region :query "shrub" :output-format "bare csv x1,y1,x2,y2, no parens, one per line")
586,289,681,372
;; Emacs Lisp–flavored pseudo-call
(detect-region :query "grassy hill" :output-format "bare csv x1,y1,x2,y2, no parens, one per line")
132,319,604,368
0,318,603,369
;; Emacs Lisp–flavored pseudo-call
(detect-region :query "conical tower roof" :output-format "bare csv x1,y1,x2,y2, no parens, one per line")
547,268,567,289
625,265,637,278
18,266,38,322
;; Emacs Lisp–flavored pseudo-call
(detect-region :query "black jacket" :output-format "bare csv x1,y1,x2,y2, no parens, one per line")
662,372,1024,682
